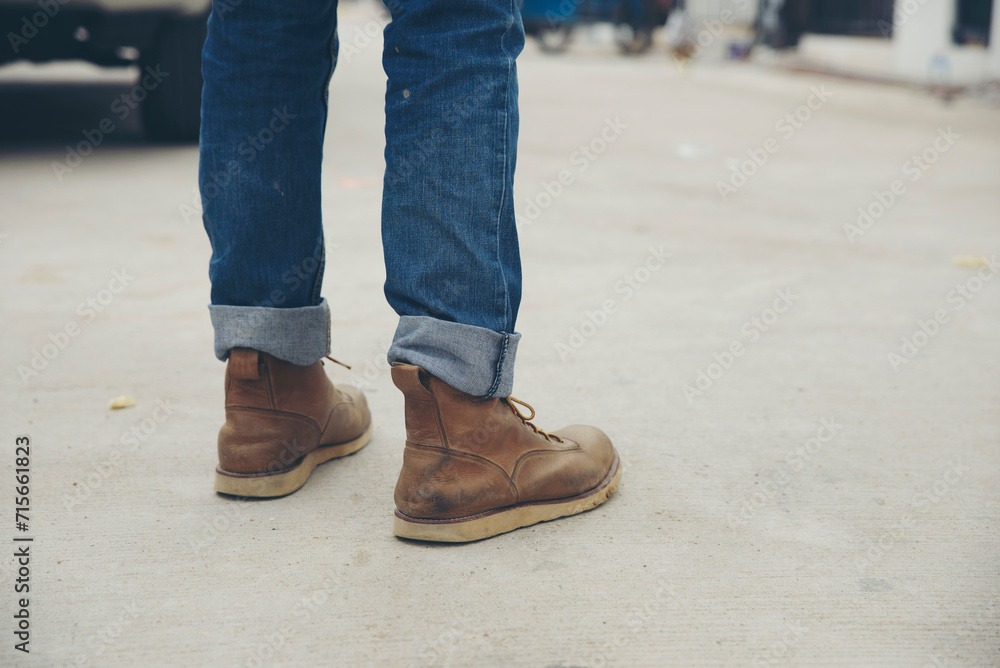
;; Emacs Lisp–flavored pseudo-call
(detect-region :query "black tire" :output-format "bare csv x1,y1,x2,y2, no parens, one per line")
614,3,654,55
535,25,574,53
141,12,208,143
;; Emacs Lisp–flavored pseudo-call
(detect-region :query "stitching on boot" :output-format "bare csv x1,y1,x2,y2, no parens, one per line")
225,405,323,434
511,442,583,472
406,398,447,449
262,359,276,410
404,442,518,502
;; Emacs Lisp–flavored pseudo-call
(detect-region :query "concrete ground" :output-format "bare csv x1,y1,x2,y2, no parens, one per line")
2,4,999,666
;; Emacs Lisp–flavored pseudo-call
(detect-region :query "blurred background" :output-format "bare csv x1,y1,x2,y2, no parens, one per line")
0,0,998,144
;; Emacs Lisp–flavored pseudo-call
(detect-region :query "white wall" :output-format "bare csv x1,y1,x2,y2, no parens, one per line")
891,0,1000,84
989,0,1000,78
682,0,760,27
683,0,1000,84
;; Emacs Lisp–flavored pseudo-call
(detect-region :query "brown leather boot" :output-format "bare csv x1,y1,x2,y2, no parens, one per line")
391,363,621,542
214,348,372,497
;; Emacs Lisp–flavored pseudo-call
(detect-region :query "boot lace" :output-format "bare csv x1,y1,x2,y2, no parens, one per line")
323,355,351,370
504,397,564,443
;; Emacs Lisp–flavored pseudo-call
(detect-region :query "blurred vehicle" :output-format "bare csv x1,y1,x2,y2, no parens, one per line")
0,0,209,141
520,0,673,54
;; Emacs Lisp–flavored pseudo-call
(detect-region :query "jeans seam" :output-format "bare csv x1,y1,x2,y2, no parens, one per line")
495,3,517,332
325,302,331,356
309,16,339,308
310,240,326,306
486,332,510,398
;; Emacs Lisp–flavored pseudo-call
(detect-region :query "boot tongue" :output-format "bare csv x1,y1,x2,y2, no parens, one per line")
229,349,261,380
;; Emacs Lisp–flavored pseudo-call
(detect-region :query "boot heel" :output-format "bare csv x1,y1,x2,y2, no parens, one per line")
215,422,373,498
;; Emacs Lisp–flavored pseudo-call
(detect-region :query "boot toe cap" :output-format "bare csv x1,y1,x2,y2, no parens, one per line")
553,424,617,473
325,384,372,443
512,425,618,503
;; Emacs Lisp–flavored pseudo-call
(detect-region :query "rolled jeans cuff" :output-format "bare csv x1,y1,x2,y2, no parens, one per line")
209,299,331,366
387,316,519,398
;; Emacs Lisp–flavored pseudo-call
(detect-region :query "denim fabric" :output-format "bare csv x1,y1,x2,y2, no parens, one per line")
381,1,524,336
199,0,525,397
389,316,520,397
209,299,330,366
200,0,337,312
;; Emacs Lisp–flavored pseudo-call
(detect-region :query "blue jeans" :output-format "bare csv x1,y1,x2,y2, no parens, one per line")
199,0,524,397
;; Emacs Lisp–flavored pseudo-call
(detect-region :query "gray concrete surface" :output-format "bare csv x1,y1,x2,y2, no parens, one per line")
2,4,999,666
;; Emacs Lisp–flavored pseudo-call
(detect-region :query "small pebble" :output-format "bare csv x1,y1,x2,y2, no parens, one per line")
109,395,135,410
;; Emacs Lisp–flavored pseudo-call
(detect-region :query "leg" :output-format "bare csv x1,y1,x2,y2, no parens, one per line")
381,1,621,542
200,0,371,497
381,0,524,398
201,0,337,365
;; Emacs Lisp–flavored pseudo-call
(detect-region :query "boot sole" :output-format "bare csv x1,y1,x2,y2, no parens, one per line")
393,451,622,543
214,421,373,498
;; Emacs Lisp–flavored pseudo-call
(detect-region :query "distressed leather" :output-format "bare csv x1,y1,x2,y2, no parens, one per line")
392,363,616,520
217,348,370,474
